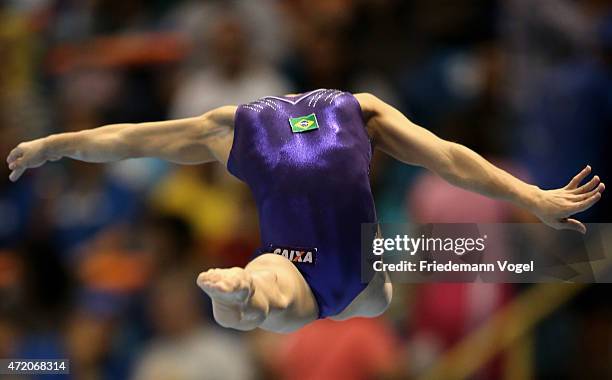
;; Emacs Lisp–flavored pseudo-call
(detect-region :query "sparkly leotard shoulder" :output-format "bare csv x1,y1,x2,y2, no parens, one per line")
227,89,377,318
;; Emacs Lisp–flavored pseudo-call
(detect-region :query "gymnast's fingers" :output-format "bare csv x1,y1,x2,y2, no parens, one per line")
566,165,591,189
571,183,605,201
570,191,603,214
9,167,26,182
573,175,600,194
6,145,24,164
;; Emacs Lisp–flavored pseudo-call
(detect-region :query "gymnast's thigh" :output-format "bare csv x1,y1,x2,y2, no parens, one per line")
246,254,319,328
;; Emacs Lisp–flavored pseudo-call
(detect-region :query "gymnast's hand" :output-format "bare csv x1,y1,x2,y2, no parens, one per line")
6,138,60,182
528,165,604,234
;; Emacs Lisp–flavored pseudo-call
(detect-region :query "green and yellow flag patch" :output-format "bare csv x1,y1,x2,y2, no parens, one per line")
289,113,319,133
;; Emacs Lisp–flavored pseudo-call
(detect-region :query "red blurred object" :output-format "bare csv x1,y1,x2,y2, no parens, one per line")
274,317,399,380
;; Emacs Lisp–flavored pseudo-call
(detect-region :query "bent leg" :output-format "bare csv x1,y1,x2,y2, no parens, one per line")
197,254,319,333
330,271,392,321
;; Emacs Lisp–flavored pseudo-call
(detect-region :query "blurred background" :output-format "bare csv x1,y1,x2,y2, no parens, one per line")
0,0,611,379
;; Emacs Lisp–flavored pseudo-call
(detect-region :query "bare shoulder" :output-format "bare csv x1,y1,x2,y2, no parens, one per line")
353,93,391,140
197,105,238,141
207,105,238,127
353,93,387,116
195,106,238,166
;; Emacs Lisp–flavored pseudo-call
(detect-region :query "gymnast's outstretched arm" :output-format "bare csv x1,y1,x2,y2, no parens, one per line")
6,105,237,182
355,93,605,234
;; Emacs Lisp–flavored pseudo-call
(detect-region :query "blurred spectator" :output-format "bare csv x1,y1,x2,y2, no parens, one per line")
166,0,288,65
170,10,290,118
131,270,254,380
65,310,117,379
149,164,259,268
137,212,196,271
515,12,612,221
0,148,35,248
405,163,526,378
0,2,49,136
0,309,22,358
43,108,142,255
500,0,607,113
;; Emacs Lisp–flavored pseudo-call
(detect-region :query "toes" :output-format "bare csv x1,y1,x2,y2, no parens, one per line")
196,268,252,305
199,269,222,282
196,271,217,288
196,272,207,286
196,268,249,293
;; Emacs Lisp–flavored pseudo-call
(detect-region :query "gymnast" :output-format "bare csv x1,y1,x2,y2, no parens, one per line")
6,89,605,333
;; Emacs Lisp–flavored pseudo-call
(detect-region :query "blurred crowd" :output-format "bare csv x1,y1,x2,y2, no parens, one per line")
0,0,611,379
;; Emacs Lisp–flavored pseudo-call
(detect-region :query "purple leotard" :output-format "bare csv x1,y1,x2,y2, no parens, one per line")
227,89,377,318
